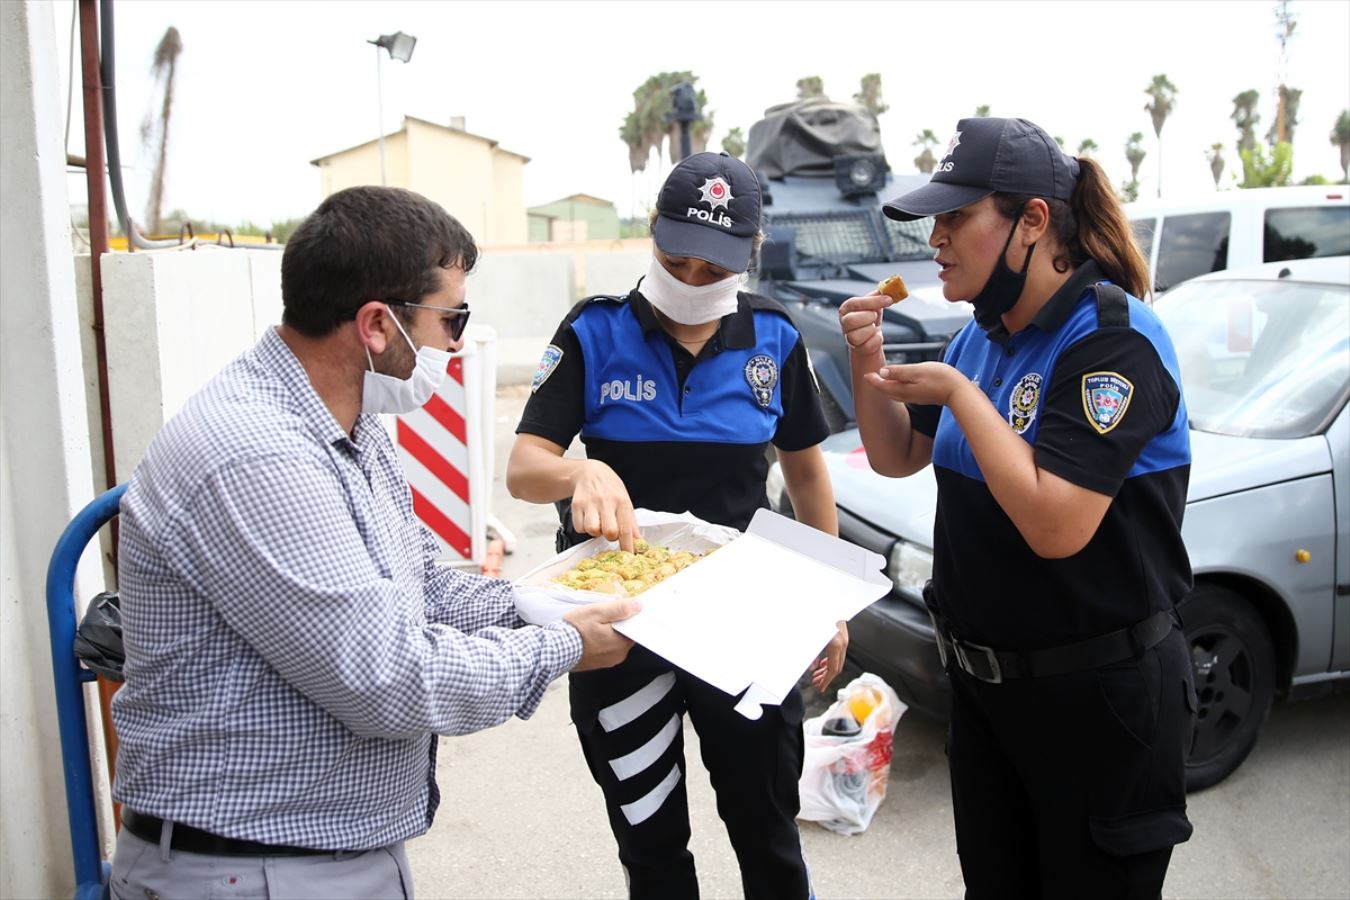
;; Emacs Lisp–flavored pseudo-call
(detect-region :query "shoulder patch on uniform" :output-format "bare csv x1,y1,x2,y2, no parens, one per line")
531,344,564,393
1082,371,1133,434
745,354,779,408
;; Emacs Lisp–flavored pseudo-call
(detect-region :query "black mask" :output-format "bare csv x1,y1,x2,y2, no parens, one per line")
969,207,1035,334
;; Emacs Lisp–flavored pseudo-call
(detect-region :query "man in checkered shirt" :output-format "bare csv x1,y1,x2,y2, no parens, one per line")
109,186,637,898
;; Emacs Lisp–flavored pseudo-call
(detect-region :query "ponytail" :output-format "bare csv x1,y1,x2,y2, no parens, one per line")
1067,158,1150,299
994,158,1150,299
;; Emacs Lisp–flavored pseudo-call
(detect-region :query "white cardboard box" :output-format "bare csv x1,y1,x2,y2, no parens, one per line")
515,508,892,719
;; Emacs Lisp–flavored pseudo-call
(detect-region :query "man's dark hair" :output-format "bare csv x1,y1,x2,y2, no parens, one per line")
281,186,479,337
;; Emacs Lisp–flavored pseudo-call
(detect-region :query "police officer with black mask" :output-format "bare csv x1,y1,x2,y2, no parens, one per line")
839,117,1197,898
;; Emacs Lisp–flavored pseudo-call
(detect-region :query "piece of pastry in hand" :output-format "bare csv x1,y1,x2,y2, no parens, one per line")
876,275,908,302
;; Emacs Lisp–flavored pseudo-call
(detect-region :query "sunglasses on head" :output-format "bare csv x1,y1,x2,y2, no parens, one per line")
385,300,472,342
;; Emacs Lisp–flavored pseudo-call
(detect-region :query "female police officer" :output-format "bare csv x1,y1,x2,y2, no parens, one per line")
506,151,846,900
839,117,1196,898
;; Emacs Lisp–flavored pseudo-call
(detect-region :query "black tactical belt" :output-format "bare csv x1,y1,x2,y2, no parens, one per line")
929,608,1176,684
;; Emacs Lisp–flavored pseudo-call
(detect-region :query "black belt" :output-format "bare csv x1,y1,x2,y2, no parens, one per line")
121,808,333,857
929,608,1176,684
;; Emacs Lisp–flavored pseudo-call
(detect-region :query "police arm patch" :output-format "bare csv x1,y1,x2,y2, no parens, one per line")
532,344,564,393
1081,371,1134,434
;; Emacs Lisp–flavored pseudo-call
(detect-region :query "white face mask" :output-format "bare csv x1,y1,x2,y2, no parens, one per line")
641,255,742,326
361,306,452,415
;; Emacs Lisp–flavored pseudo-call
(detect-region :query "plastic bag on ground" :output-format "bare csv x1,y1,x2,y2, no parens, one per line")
797,672,905,835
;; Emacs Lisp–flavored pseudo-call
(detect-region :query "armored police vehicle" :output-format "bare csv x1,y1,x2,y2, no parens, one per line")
747,99,971,431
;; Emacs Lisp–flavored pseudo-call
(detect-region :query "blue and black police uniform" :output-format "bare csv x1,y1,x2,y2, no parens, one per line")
908,259,1198,897
517,284,828,900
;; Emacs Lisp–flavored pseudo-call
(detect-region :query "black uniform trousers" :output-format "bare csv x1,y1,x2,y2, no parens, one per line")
947,627,1197,900
569,644,810,900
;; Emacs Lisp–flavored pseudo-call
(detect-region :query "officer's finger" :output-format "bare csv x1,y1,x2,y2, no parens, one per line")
862,370,909,399
578,504,602,538
841,293,894,314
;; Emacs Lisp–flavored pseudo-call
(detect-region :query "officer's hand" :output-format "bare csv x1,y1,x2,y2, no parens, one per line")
564,598,640,671
812,620,849,692
839,292,894,358
569,459,643,552
863,361,968,407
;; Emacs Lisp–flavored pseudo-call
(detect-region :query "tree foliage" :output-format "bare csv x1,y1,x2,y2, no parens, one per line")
618,72,713,173
1144,74,1178,139
1124,132,1147,182
1231,89,1261,154
796,76,825,100
141,26,183,234
1332,109,1350,183
1207,143,1225,189
1267,85,1302,146
721,127,746,159
1239,142,1293,188
913,129,939,173
974,104,991,118
853,73,888,116
1077,138,1098,157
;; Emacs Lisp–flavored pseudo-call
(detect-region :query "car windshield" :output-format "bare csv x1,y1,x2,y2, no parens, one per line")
1154,276,1349,439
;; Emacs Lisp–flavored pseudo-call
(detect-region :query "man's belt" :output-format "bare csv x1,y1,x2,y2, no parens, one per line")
121,808,335,857
928,608,1176,684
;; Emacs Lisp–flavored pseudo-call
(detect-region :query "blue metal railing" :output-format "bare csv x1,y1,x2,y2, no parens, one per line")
45,483,125,900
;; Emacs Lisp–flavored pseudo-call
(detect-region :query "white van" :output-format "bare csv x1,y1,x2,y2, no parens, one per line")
1125,185,1349,293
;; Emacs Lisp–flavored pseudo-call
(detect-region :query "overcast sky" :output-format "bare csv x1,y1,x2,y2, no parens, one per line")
52,0,1350,229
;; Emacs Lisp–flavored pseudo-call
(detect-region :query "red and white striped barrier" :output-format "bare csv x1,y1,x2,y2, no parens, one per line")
388,327,497,567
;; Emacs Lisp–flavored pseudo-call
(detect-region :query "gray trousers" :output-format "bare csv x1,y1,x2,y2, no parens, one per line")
109,826,413,899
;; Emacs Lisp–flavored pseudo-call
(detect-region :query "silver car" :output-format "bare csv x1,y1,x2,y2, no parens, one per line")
770,256,1350,790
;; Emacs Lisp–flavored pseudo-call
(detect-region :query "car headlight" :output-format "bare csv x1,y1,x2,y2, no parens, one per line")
887,540,932,599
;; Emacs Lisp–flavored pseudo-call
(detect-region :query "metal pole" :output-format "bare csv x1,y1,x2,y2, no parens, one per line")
376,45,386,186
680,123,692,163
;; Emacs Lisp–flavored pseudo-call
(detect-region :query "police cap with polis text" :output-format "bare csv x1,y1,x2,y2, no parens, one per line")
653,152,762,273
883,117,1081,221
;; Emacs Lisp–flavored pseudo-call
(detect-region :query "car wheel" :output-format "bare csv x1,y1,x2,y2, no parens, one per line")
1180,584,1277,791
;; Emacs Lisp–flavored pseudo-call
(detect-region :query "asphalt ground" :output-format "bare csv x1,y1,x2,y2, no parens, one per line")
406,383,1350,900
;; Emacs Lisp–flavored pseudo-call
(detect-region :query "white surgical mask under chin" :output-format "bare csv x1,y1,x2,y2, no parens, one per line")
361,308,453,415
641,255,742,326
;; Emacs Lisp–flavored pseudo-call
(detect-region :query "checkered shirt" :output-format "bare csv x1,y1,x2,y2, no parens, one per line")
111,327,581,850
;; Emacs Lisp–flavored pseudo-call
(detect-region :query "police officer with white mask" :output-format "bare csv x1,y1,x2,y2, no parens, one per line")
507,152,846,900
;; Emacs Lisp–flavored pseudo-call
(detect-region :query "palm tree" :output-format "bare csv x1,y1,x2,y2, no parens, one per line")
1231,89,1260,156
1206,143,1225,188
1266,85,1302,146
1122,132,1147,200
913,129,939,174
853,74,888,116
974,105,991,118
618,71,710,175
1144,73,1178,198
796,76,825,100
141,26,182,234
1332,109,1350,183
1077,138,1098,157
721,127,746,159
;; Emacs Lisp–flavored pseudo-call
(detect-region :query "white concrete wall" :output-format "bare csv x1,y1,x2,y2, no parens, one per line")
468,252,575,384
97,249,283,482
0,3,101,896
585,250,651,297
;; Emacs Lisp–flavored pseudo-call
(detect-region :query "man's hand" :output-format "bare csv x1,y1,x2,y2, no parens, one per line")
569,459,643,552
811,620,849,692
564,598,641,671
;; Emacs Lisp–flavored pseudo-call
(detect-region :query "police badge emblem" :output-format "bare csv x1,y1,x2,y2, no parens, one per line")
744,354,778,408
1007,372,1042,434
531,344,563,393
1082,371,1133,434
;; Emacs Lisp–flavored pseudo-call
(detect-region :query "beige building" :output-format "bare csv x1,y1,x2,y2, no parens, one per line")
310,116,530,246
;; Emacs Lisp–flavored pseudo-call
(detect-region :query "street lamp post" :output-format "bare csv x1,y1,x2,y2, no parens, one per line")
368,31,417,186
